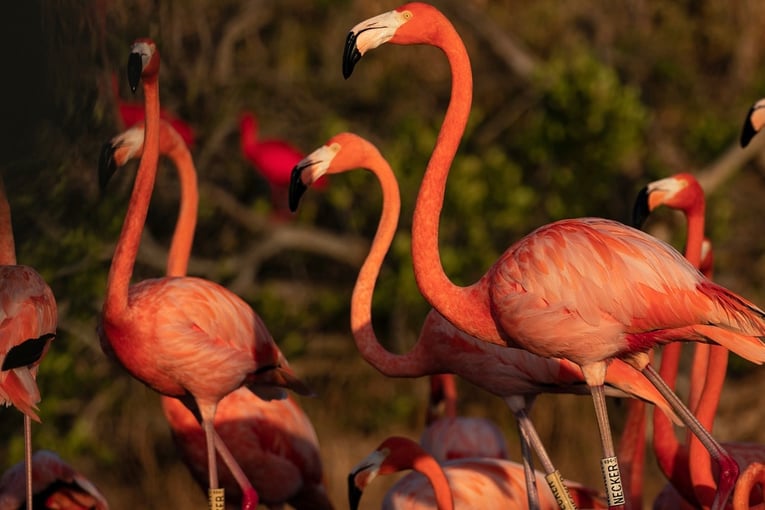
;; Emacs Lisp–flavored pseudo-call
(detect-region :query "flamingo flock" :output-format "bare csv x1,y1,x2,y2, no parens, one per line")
4,2,765,510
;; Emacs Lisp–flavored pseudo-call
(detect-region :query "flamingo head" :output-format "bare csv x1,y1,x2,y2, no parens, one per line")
347,445,388,510
343,3,439,78
348,436,427,510
632,173,704,228
127,38,160,93
741,98,765,147
288,132,378,212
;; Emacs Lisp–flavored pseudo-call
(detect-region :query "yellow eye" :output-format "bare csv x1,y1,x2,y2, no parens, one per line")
402,10,413,20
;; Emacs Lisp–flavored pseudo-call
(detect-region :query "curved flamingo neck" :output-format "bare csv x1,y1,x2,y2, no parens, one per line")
349,142,433,377
0,178,17,265
409,16,502,344
164,130,198,277
104,73,160,318
384,438,453,510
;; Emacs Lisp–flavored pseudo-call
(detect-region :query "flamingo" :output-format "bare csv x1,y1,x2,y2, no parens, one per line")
289,132,679,510
0,176,57,510
342,4,765,509
97,38,310,509
348,436,606,510
239,111,326,220
111,73,195,148
420,373,510,462
101,119,333,510
0,450,109,510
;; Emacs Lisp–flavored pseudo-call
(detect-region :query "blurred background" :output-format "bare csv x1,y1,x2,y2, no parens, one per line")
2,0,765,508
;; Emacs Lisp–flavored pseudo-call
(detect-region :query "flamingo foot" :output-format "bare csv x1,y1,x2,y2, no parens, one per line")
711,454,739,510
241,487,259,510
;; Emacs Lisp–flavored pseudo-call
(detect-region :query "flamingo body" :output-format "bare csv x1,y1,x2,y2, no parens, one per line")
0,450,108,510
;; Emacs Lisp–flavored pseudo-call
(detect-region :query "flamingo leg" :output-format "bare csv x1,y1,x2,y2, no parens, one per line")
211,431,259,510
24,414,32,510
589,383,626,510
506,396,578,510
202,418,224,510
641,363,738,510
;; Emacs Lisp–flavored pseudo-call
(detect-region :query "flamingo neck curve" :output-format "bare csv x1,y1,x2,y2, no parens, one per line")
349,140,434,376
409,13,503,344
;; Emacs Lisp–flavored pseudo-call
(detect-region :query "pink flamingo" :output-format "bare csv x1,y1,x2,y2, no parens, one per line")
348,436,606,510
0,176,57,510
101,120,333,510
420,373,509,462
289,132,678,509
111,73,195,148
239,111,325,220
0,450,108,510
98,38,310,508
343,5,765,509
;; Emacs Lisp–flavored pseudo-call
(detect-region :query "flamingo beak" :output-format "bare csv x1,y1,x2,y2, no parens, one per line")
631,186,651,228
343,32,363,79
288,162,312,213
347,470,366,510
127,52,143,93
98,142,119,191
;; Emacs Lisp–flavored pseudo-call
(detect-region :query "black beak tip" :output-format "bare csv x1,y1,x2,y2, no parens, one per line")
98,142,118,191
288,166,309,213
127,52,143,93
343,32,362,79
631,186,650,229
740,114,758,148
347,474,363,510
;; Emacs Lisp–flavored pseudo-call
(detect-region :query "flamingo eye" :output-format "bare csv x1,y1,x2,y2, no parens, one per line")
402,10,413,20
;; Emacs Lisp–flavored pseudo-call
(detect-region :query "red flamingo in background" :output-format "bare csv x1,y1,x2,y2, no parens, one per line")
0,176,57,510
0,450,109,510
239,111,326,220
111,73,195,148
102,119,333,509
348,436,605,510
343,4,765,509
289,132,678,509
97,38,310,508
419,373,509,462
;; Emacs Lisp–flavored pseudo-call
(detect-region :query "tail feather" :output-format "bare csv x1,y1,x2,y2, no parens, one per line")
693,325,765,364
605,361,681,425
699,282,765,335
0,368,41,421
